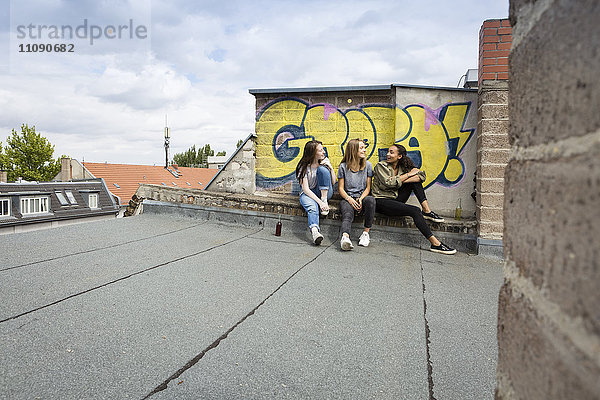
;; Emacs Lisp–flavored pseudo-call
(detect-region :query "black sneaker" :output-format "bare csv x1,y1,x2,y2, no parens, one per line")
422,210,444,223
430,242,457,255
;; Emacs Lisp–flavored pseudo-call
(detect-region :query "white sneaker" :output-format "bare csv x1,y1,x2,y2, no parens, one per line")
311,228,323,245
358,231,370,247
340,235,354,251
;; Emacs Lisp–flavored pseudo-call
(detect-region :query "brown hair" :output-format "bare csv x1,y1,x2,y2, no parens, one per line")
390,143,416,172
296,140,322,180
341,139,366,171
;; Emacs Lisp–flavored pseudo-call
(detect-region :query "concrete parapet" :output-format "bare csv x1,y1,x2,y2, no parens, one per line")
135,184,478,253
497,1,600,398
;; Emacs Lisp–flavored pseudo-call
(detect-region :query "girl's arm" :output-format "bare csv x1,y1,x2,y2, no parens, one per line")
401,168,424,183
300,177,328,210
339,177,361,210
374,163,403,188
359,176,372,201
321,157,337,185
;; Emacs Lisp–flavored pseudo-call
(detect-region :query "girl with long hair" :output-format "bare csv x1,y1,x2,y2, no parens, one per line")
372,144,456,254
337,139,375,250
296,140,336,245
391,144,444,223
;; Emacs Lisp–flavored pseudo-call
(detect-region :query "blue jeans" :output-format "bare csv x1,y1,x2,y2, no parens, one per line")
299,166,333,230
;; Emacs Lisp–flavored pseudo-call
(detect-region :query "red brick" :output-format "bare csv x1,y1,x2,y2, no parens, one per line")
481,72,497,80
484,20,501,28
483,28,498,36
498,27,512,35
501,34,513,42
483,35,500,43
501,19,511,27
482,43,497,51
485,50,510,58
497,72,509,80
498,42,512,50
483,65,509,73
496,57,509,65
482,58,497,66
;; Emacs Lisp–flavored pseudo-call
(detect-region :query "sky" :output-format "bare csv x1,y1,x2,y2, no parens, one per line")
0,0,508,166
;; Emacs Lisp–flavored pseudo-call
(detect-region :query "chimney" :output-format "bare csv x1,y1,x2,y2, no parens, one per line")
61,157,72,181
478,19,512,86
0,170,7,183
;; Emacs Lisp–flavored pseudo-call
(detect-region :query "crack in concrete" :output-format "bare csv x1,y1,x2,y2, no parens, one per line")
420,245,437,400
0,226,263,324
0,221,208,273
142,241,335,399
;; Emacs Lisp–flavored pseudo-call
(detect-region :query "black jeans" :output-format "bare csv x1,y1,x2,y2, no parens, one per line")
340,195,375,236
396,181,427,204
375,198,433,239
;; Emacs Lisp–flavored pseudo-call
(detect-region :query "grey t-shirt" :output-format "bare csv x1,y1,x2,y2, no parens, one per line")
337,161,373,198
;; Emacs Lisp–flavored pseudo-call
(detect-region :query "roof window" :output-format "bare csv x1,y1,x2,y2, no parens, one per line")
55,191,69,206
65,190,77,204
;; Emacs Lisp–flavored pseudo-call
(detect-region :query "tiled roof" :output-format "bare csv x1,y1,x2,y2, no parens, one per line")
83,163,218,204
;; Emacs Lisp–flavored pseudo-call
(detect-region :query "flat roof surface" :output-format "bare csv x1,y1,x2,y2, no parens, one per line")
0,213,502,399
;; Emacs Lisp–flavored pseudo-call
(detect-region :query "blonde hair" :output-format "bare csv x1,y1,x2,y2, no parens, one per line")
341,139,366,171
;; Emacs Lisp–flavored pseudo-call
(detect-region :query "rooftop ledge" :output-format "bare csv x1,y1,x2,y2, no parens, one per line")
134,184,478,253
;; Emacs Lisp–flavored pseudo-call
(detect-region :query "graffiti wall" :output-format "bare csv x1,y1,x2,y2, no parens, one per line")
252,86,478,215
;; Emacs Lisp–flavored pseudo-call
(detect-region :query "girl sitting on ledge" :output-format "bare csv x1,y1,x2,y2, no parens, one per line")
372,144,456,255
337,139,375,251
296,140,336,245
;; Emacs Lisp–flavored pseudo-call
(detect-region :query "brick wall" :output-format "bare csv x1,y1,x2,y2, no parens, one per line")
479,19,511,83
496,1,600,398
477,19,512,242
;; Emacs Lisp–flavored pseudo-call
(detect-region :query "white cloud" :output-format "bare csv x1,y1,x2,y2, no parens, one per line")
0,0,509,165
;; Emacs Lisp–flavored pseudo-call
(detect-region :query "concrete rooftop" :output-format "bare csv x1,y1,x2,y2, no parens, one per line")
0,208,503,399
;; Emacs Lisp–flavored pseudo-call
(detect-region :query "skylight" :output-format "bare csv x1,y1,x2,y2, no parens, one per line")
55,191,69,206
113,183,120,188
65,190,77,204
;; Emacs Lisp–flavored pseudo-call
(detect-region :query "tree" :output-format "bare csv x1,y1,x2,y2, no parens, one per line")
236,139,244,148
173,144,200,167
216,151,226,156
173,144,220,168
0,124,63,182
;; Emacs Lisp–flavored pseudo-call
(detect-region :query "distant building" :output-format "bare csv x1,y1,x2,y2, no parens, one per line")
0,179,118,235
207,155,228,169
54,158,218,209
459,68,478,89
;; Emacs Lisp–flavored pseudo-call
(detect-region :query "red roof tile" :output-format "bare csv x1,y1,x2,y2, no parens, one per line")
83,163,218,204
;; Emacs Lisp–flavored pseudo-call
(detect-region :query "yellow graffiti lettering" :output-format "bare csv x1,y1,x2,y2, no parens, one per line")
302,105,347,175
255,98,474,189
255,100,307,179
345,109,376,159
441,104,471,154
397,106,449,187
362,106,395,164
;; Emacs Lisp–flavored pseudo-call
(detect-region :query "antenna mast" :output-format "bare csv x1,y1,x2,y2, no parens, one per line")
164,114,170,168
